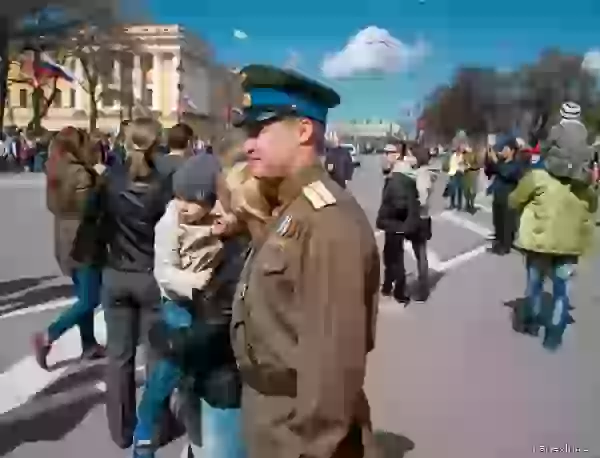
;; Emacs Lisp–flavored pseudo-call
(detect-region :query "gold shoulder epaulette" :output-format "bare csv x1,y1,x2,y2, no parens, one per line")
302,180,337,209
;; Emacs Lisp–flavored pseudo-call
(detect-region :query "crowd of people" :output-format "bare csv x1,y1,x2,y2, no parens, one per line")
7,57,598,458
0,122,213,173
29,64,381,458
372,101,598,352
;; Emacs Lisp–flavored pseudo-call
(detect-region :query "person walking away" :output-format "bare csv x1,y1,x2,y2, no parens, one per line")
377,143,422,305
154,123,195,180
110,120,130,166
508,157,597,351
462,145,480,212
324,141,353,188
89,118,178,449
133,153,237,458
230,64,380,458
485,137,526,255
447,148,465,209
33,127,106,369
404,146,434,302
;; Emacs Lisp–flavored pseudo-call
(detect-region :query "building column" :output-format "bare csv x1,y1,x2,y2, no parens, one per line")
113,57,121,108
133,53,142,103
152,52,161,111
74,58,85,110
171,53,180,112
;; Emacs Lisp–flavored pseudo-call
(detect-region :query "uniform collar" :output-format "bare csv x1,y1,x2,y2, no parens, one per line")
277,161,326,207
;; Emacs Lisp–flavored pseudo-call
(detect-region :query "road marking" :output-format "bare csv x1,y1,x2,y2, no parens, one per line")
437,244,489,272
0,297,74,320
0,310,106,415
436,210,492,238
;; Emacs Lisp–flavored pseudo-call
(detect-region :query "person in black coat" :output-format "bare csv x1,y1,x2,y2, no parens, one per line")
484,137,527,255
324,144,353,188
376,154,421,305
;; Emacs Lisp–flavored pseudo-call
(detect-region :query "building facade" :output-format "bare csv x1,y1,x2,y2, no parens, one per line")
4,24,241,138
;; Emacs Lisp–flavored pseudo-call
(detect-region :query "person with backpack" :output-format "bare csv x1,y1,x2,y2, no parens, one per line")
376,144,421,305
508,143,597,351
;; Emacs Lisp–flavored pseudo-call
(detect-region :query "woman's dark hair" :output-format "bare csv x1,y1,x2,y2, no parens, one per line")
413,146,430,167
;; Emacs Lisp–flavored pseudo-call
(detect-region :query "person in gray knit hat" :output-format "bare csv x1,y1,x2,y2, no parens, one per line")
132,152,230,458
544,101,593,184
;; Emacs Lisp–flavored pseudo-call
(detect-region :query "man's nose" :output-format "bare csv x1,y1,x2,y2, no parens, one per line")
243,137,256,156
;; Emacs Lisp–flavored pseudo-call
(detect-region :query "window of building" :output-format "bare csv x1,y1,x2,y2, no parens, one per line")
144,88,153,107
53,89,62,108
70,89,76,108
19,89,28,108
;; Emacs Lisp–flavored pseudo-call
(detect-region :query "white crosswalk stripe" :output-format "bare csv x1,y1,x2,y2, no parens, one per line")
0,203,496,423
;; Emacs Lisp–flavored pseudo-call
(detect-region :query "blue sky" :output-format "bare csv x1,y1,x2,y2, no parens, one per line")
149,0,600,124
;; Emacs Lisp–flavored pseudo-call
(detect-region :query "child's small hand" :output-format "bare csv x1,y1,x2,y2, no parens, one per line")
211,213,238,236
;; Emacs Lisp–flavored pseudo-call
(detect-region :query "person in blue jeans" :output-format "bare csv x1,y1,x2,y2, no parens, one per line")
133,153,246,458
509,159,597,351
34,127,106,369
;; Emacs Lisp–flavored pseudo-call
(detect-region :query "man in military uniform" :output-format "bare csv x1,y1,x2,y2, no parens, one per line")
230,64,381,458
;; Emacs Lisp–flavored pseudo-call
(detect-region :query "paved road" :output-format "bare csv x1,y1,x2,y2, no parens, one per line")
0,160,599,458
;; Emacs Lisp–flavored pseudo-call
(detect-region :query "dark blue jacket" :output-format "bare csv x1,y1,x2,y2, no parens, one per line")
324,147,353,188
485,157,526,198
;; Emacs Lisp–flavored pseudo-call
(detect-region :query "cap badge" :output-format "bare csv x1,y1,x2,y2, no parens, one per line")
242,93,252,107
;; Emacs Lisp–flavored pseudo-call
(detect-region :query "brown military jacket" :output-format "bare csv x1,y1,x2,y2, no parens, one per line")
231,162,381,458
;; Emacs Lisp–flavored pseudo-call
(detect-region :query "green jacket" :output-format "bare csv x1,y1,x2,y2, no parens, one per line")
508,169,598,256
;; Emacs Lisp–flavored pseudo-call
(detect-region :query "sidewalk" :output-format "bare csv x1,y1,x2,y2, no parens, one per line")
0,172,45,188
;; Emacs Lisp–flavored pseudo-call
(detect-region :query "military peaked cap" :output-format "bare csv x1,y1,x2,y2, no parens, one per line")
232,64,341,127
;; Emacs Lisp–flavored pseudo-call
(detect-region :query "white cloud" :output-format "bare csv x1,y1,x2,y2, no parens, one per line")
233,29,248,40
284,49,301,69
582,49,600,76
321,26,428,79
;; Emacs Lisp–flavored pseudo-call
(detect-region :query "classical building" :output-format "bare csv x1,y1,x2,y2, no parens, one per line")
4,24,242,138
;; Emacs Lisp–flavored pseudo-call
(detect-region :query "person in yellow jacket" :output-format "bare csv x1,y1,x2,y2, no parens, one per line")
447,147,465,209
509,166,597,351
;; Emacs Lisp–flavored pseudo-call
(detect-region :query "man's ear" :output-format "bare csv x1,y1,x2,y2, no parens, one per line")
297,118,315,145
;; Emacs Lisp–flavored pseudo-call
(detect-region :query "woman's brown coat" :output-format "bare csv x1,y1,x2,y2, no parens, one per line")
46,150,104,275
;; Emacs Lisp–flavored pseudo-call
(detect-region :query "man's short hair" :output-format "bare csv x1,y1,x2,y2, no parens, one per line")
167,123,194,150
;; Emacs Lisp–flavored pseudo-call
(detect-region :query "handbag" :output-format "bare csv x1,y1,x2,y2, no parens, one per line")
405,217,432,242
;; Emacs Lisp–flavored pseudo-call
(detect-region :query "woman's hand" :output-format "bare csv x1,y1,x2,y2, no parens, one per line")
93,163,107,175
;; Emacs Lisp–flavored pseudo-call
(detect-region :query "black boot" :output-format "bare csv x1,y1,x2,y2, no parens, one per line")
542,324,566,352
512,304,540,337
381,283,393,296
412,283,430,302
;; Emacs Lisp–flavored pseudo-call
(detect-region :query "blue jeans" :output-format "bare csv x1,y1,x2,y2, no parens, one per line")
449,173,464,209
47,265,102,349
525,253,576,327
188,400,247,458
134,300,192,441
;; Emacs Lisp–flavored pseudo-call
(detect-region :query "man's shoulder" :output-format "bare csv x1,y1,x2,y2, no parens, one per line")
290,177,373,239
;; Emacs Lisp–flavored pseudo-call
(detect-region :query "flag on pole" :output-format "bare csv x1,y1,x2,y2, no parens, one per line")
37,54,76,84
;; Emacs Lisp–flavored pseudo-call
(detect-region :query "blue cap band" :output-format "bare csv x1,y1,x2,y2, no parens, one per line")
246,87,329,124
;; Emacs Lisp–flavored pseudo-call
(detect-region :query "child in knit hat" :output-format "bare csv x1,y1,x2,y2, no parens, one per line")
133,152,272,458
132,152,227,458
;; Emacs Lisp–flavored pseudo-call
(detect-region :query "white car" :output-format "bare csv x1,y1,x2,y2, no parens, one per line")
341,143,360,166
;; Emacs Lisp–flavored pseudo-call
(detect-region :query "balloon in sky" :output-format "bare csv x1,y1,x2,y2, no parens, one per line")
233,29,248,40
